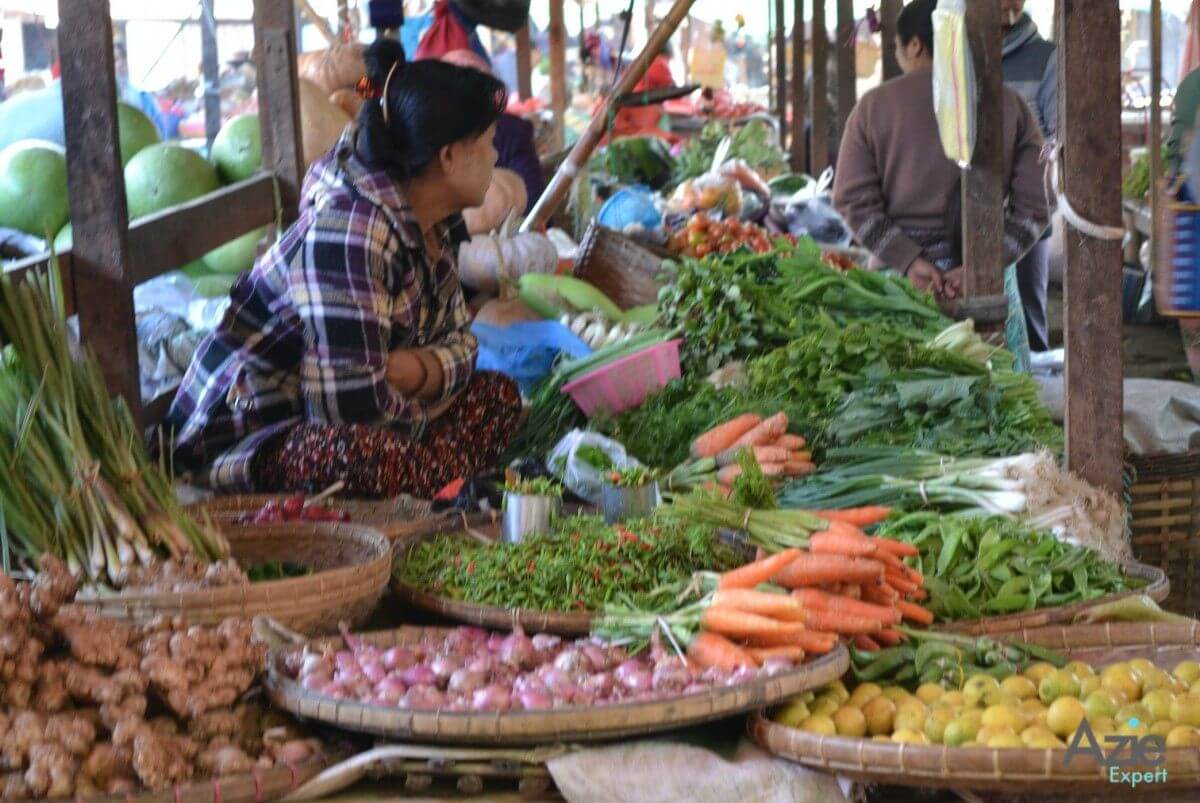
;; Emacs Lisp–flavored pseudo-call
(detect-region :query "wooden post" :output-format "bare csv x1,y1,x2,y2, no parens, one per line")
683,16,692,82
880,0,901,80
254,0,305,222
523,0,700,232
1059,0,1124,495
57,0,141,415
775,0,788,145
201,0,222,148
516,22,533,100
960,0,1006,304
790,0,807,172
1150,0,1162,275
549,0,567,150
811,1,830,174
835,0,856,141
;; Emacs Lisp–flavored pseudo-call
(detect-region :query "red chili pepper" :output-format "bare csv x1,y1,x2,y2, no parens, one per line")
526,561,536,572
281,495,305,517
467,561,476,575
593,568,602,582
571,532,581,542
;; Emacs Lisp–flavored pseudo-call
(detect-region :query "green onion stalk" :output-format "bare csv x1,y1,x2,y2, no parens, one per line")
658,491,828,553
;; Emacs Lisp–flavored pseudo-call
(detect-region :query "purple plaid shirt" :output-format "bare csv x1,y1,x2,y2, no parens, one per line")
165,125,477,491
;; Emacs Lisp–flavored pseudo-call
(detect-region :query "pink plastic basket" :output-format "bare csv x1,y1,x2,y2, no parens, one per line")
561,339,682,417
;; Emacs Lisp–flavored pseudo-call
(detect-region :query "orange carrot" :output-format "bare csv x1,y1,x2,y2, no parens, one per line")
701,608,808,642
747,627,838,653
841,584,862,600
884,568,920,596
690,414,762,459
854,635,882,651
774,554,885,588
747,645,806,663
776,434,807,450
869,536,918,557
895,599,935,626
790,450,813,463
730,412,789,449
783,461,816,477
909,587,928,602
803,609,888,635
861,582,900,606
715,443,792,468
715,461,785,486
874,628,905,646
791,588,901,625
718,548,802,590
808,529,876,558
711,589,807,622
809,507,894,528
686,631,758,671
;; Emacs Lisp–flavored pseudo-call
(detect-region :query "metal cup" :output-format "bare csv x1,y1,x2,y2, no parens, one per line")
601,480,661,523
501,493,560,543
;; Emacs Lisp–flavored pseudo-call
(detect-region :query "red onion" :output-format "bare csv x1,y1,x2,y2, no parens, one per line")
517,688,553,710
582,671,614,697
725,666,758,686
381,646,417,671
615,660,653,692
399,664,437,688
466,654,495,675
374,677,407,704
552,648,587,676
459,626,488,643
486,633,505,652
580,643,610,672
321,681,348,699
429,654,461,681
652,658,690,691
361,661,386,684
400,686,446,709
472,685,512,712
447,667,487,696
334,651,357,673
531,633,561,654
539,667,571,694
301,653,333,677
299,672,331,691
498,627,535,669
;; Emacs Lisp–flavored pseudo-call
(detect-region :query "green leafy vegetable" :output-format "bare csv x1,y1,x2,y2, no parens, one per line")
671,119,786,185
246,560,310,582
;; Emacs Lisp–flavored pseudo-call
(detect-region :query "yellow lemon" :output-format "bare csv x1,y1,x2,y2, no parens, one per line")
882,686,913,705
1150,720,1177,738
943,716,980,747
1078,676,1101,698
1172,660,1200,685
1165,725,1200,747
1024,662,1057,686
810,696,840,717
1091,716,1117,737
832,705,868,738
891,728,928,745
849,682,883,708
1084,689,1121,721
939,691,967,708
976,725,1016,744
1119,720,1150,738
862,696,897,737
1001,675,1038,702
799,714,837,735
987,731,1025,749
963,675,1001,707
1065,661,1096,680
1169,694,1200,727
982,705,1026,733
983,688,1020,709
894,700,929,733
825,680,851,703
1039,669,1082,705
1021,724,1065,748
916,683,945,705
1100,664,1142,703
1140,668,1174,695
1142,689,1176,722
1129,658,1156,680
1116,703,1151,728
924,707,956,744
1046,697,1087,739
773,699,812,727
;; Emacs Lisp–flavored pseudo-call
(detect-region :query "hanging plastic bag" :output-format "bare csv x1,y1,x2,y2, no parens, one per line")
546,430,643,505
931,0,976,167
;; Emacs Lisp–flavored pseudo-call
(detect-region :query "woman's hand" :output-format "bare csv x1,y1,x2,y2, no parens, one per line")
386,348,446,401
904,257,944,295
940,267,964,301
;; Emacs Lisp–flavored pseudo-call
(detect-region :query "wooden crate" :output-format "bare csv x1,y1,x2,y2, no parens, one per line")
1128,450,1200,616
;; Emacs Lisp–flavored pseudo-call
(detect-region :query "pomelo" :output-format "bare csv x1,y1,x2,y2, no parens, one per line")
53,224,72,252
210,114,263,183
124,143,220,220
0,140,69,237
116,103,160,167
202,226,267,275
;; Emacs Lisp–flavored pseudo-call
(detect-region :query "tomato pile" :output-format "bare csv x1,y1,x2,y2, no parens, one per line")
669,213,790,258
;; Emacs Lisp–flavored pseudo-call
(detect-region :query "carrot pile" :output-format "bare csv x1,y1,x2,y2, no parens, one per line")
668,412,815,494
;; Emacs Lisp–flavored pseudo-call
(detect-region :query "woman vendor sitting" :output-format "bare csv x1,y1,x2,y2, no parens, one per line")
165,40,522,498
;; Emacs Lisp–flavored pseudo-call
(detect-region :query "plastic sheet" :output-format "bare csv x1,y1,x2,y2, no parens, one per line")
931,0,976,167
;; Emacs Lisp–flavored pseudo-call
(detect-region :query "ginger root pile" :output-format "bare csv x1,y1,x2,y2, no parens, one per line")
0,557,320,798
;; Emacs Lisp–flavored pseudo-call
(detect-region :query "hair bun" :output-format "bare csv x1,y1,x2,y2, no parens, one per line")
364,38,407,86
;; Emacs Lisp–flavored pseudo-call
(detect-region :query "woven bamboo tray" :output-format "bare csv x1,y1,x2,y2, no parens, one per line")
574,222,665,310
75,522,391,634
1129,450,1200,617
44,756,327,803
750,621,1200,793
264,624,849,745
192,493,437,542
937,560,1170,636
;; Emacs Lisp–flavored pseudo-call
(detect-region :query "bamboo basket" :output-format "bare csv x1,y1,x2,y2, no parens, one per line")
264,624,849,745
750,621,1200,793
1128,450,1200,616
75,523,391,634
573,222,666,310
192,493,437,542
45,756,327,803
937,560,1170,636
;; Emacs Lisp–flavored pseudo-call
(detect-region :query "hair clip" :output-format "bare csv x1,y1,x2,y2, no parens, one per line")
356,76,380,99
380,61,401,125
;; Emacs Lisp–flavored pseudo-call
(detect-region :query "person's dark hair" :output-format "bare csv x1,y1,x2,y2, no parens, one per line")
896,0,937,57
357,39,507,180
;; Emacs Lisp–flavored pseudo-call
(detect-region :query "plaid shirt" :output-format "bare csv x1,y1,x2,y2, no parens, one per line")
166,125,477,491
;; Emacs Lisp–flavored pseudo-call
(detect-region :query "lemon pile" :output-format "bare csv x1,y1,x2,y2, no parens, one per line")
774,658,1200,749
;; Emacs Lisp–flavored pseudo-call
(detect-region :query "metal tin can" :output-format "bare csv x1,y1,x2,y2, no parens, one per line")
501,493,560,543
601,481,661,523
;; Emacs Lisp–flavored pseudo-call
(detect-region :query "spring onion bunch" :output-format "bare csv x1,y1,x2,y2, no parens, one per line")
0,268,227,585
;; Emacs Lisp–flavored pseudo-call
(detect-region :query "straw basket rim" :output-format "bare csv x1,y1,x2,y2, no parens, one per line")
189,494,440,542
263,624,849,745
750,621,1200,792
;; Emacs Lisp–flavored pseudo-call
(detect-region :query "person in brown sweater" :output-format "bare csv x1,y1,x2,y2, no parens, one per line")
832,0,1049,299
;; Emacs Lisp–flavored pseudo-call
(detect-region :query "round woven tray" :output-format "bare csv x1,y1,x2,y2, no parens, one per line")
45,756,327,803
938,560,1170,636
75,522,391,635
191,494,440,542
264,624,849,745
750,621,1200,792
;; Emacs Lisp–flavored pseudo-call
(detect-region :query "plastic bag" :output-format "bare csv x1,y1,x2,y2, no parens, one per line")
597,185,663,233
546,430,643,505
932,0,976,167
471,321,591,395
777,196,852,246
666,174,743,218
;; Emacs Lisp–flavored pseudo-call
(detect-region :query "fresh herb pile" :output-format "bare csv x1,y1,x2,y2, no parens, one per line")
504,477,563,497
876,513,1143,622
671,119,787,185
397,515,743,613
246,560,311,582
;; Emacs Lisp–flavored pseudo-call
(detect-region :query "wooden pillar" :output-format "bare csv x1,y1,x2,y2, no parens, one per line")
1150,0,1162,274
811,1,829,174
1059,0,1124,495
57,0,141,414
254,0,304,222
201,0,222,148
960,0,1005,303
774,0,788,145
880,0,901,80
683,16,692,82
835,0,855,141
790,0,806,172
516,22,533,100
549,0,567,150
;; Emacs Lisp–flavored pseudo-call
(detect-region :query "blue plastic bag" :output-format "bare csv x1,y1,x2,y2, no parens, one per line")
471,321,591,395
597,185,662,233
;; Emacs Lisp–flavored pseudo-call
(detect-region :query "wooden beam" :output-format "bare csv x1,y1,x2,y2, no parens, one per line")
254,0,304,223
811,1,830,174
548,0,567,150
201,0,222,147
516,22,533,100
775,0,788,145
1058,0,1124,495
835,0,856,141
961,0,1006,301
58,0,142,416
880,0,901,80
790,0,806,172
1150,0,1162,276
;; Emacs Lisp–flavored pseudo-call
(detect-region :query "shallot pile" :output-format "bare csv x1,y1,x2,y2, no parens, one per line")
284,624,800,713
237,496,351,525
